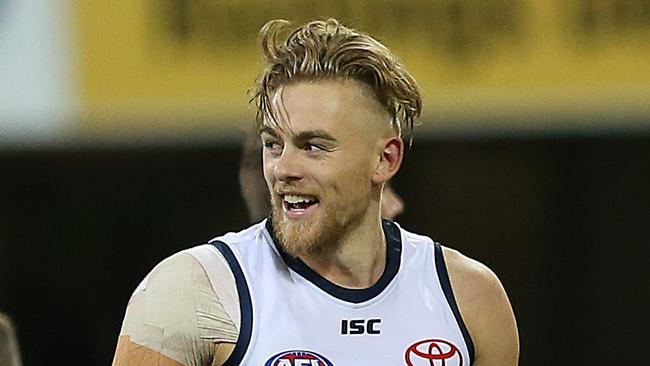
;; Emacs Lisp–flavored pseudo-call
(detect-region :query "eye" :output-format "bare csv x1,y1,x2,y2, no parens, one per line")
263,140,282,153
303,143,325,152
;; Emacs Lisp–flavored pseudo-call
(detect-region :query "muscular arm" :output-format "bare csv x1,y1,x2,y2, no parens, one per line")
112,252,239,366
443,247,520,366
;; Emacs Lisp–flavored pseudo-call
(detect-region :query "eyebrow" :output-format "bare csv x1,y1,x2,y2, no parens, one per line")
259,126,339,143
258,126,278,138
294,130,338,142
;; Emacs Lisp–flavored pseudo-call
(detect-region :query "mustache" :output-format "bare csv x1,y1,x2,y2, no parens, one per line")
272,183,321,196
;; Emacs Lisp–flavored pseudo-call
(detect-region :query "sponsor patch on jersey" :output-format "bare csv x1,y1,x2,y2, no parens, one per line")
264,350,334,366
405,339,463,366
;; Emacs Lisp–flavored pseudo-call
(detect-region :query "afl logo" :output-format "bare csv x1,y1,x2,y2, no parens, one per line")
264,350,334,366
405,339,463,366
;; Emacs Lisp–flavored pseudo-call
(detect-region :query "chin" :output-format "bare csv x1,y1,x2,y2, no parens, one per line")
272,214,320,257
271,207,339,258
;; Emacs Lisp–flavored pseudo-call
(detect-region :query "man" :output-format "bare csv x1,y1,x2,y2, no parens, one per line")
113,19,518,366
0,313,22,366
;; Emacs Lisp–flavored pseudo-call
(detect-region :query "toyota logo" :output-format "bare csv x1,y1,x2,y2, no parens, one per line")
405,339,463,366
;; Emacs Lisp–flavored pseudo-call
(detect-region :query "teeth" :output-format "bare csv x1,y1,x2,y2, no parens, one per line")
284,194,316,204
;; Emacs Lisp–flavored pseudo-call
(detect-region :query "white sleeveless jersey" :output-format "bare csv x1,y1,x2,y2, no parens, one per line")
199,219,474,366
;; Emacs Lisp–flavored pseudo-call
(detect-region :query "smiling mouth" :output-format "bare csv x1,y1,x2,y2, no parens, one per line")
282,194,319,217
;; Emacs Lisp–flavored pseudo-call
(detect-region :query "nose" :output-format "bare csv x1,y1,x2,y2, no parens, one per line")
272,146,305,182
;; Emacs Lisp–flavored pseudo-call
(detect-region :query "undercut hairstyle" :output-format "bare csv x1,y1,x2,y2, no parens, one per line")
251,18,422,142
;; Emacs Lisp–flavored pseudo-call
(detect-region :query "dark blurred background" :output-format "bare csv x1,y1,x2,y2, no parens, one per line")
1,0,650,365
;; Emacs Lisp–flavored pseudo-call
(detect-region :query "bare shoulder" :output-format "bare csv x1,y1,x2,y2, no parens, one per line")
441,246,520,366
441,247,502,303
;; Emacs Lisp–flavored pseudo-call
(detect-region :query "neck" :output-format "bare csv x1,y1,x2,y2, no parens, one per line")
299,212,386,289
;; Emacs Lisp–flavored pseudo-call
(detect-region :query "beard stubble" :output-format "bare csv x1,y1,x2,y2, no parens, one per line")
270,192,368,258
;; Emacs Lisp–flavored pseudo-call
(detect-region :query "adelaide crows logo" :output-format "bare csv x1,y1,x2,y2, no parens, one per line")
264,350,334,366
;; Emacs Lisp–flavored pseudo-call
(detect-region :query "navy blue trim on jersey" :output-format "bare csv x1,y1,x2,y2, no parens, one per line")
211,241,253,366
434,242,476,365
265,218,402,304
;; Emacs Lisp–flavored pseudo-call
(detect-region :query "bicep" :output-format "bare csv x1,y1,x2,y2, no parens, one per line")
443,247,519,366
472,272,519,366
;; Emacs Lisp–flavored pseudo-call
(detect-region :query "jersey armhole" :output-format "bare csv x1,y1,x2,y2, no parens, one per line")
434,242,476,365
211,241,253,366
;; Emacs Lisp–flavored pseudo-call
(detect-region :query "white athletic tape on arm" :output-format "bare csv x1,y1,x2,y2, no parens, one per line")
185,245,241,334
120,251,238,365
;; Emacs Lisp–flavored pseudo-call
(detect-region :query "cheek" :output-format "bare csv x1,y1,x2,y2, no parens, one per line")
323,158,374,194
346,153,376,180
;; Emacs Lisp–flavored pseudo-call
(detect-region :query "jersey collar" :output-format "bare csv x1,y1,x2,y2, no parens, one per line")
265,218,402,303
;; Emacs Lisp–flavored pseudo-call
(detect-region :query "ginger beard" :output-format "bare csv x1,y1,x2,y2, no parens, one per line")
269,174,373,258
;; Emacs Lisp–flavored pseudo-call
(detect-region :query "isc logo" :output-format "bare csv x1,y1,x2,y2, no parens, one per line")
340,318,381,335
264,350,334,366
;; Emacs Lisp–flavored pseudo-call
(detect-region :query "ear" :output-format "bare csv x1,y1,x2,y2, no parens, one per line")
372,136,404,185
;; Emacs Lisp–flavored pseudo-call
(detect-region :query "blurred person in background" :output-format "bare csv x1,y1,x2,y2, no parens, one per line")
0,313,22,366
0,209,21,366
113,18,518,366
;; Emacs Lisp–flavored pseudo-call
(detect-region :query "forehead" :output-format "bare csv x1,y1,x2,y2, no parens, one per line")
263,79,387,136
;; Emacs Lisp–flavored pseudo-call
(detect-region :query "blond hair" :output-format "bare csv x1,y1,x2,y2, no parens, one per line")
251,19,422,142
